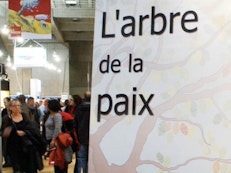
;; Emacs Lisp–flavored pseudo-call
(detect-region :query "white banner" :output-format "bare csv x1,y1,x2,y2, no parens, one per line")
90,1,231,172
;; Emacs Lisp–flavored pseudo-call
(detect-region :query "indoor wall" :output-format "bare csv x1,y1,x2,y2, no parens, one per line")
69,41,93,97
6,42,69,98
4,40,93,99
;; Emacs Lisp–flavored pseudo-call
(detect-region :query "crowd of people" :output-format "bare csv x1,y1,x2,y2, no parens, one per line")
0,92,91,173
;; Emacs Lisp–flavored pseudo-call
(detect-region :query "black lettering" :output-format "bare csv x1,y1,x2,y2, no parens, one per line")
133,58,143,72
170,12,180,33
102,12,115,38
114,94,128,115
111,59,121,73
139,14,149,35
129,54,143,73
121,16,135,37
102,7,198,38
151,6,167,35
138,94,154,115
97,94,113,122
99,55,110,73
97,88,155,122
99,55,121,73
181,11,198,33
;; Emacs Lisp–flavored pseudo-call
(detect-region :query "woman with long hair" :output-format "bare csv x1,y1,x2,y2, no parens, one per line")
45,99,69,173
64,95,82,116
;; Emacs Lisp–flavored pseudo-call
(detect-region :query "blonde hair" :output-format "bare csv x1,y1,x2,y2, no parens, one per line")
9,99,21,113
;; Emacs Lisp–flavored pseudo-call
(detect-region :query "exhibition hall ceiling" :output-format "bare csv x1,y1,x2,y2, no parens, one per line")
52,0,95,42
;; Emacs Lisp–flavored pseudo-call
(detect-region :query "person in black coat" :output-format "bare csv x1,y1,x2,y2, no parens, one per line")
27,96,42,128
1,97,12,167
74,91,91,173
1,99,46,173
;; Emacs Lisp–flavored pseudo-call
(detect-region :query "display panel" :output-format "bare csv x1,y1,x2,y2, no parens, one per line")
14,47,47,67
90,0,231,172
8,0,52,39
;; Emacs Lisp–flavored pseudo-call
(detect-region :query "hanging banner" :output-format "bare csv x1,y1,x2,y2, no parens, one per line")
90,0,231,172
9,0,52,39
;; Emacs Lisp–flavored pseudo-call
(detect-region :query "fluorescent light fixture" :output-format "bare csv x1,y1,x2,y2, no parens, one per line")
0,50,3,57
65,0,77,5
53,51,61,62
16,37,24,43
1,25,9,35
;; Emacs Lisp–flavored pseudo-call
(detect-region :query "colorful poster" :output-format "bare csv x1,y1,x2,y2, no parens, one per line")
9,0,51,39
90,0,231,172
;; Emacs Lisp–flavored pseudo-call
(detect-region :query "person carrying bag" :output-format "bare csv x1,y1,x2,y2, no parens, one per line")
1,99,46,173
49,132,73,172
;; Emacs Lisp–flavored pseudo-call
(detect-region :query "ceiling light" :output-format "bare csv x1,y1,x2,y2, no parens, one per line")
6,62,12,67
72,17,80,22
11,65,16,70
65,0,77,5
0,50,3,57
1,25,9,35
53,51,61,62
16,37,24,43
7,55,11,62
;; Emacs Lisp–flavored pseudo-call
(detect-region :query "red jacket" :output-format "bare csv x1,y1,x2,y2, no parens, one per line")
60,111,80,151
49,132,73,169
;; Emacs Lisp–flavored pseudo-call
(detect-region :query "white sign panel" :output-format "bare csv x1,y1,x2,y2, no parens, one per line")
90,1,231,172
14,47,47,67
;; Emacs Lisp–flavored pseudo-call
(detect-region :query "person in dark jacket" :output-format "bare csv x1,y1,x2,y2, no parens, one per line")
1,99,44,173
27,96,42,128
74,91,91,173
65,95,82,117
65,94,82,172
1,97,12,167
17,94,30,118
